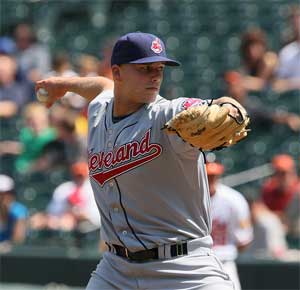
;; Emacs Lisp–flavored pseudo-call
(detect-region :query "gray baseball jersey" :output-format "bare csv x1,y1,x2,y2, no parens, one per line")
88,90,212,252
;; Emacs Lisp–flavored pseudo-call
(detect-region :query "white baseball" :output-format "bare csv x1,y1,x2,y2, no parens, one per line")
36,88,49,102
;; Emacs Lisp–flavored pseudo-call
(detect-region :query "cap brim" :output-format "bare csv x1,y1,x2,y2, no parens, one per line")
129,56,180,66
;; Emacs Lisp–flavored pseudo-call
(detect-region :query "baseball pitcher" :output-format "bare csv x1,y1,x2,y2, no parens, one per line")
36,32,250,290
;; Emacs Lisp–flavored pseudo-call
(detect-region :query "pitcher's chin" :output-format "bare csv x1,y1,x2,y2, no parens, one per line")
144,93,159,104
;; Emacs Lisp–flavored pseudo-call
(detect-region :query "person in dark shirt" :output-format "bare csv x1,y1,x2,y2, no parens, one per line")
0,175,28,244
0,54,33,118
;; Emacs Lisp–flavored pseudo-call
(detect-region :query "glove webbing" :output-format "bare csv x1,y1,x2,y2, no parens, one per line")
219,102,248,125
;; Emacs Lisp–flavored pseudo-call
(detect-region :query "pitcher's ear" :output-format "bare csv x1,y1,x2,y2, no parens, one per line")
112,64,122,81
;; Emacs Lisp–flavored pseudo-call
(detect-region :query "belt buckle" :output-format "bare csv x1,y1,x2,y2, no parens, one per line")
176,242,184,256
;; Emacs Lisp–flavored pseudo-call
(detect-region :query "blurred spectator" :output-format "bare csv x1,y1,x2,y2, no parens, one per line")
224,70,300,131
45,52,77,78
48,102,71,127
74,108,89,138
239,28,278,91
273,5,300,92
14,23,51,82
0,102,57,173
245,198,289,259
281,4,300,45
284,188,300,243
261,154,299,230
206,162,253,290
0,174,28,244
98,40,114,79
0,36,17,55
74,53,103,135
30,162,100,233
0,54,33,118
32,114,87,172
45,52,86,110
77,54,100,77
49,102,88,139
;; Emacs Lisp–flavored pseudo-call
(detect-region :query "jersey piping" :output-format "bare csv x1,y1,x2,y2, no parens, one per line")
115,178,148,250
113,122,138,147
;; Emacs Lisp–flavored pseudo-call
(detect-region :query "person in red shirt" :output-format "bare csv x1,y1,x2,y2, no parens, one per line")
261,154,299,225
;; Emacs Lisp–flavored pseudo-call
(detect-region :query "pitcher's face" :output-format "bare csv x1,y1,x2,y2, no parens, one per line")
114,62,165,104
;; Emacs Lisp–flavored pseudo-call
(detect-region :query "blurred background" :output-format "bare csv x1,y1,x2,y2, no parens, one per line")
0,0,299,289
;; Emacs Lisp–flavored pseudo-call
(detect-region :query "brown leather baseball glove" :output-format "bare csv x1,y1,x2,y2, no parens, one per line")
163,101,250,151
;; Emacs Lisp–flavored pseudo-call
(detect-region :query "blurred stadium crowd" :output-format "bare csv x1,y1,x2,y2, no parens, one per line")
0,0,299,265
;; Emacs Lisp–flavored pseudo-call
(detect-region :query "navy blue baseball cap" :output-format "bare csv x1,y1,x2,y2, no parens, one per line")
111,32,180,66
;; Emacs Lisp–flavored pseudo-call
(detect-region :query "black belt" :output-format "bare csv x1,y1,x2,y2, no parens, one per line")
110,242,188,262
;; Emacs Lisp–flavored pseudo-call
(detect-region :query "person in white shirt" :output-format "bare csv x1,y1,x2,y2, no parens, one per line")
274,5,300,92
206,162,253,290
30,162,100,232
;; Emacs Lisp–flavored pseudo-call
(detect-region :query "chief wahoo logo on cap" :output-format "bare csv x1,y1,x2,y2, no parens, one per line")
151,38,163,54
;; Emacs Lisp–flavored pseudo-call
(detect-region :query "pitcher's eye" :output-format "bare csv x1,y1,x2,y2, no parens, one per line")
138,65,149,72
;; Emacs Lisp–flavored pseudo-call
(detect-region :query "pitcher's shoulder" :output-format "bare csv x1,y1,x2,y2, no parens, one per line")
90,89,113,106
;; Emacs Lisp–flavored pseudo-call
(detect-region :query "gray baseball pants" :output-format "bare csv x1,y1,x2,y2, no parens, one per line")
86,247,235,290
